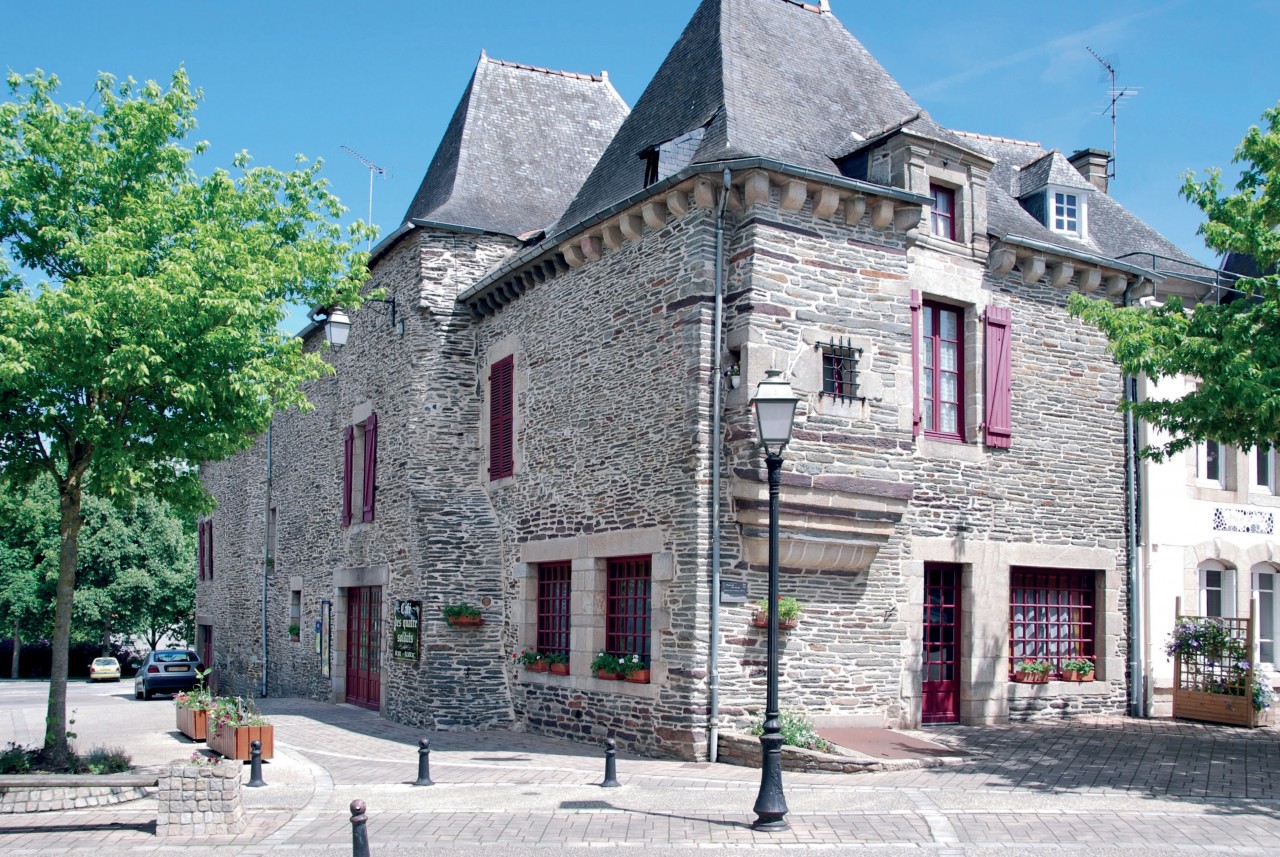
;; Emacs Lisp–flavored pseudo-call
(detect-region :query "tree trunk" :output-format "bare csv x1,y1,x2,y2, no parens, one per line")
10,618,20,680
44,479,84,769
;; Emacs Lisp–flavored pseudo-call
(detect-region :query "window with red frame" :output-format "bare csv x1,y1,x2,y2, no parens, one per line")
921,301,963,439
537,561,572,658
930,184,955,241
489,356,514,480
1009,568,1095,677
606,556,651,662
197,519,213,580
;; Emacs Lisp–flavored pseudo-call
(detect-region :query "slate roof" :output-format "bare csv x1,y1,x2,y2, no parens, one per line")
556,0,920,229
401,53,629,238
1014,150,1096,199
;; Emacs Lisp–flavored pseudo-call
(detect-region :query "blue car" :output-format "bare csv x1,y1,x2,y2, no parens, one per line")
133,650,204,700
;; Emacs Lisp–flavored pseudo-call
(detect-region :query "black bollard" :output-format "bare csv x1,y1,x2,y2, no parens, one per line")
413,738,434,786
247,739,266,787
601,738,620,788
350,799,370,857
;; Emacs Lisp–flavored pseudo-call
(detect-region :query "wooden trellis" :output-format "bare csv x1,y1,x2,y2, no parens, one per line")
1172,597,1265,728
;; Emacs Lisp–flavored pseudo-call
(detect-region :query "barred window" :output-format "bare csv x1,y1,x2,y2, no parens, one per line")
1009,568,1095,677
818,338,863,403
606,556,651,661
537,561,572,658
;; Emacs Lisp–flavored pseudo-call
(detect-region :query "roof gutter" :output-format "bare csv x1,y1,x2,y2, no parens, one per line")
1001,234,1162,281
458,157,931,304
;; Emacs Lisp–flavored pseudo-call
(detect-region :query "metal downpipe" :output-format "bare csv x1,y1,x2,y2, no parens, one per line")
261,422,272,698
1121,287,1146,717
708,168,731,762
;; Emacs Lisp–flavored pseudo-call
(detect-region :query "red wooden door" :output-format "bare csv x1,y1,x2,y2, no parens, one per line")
345,586,382,710
921,563,960,724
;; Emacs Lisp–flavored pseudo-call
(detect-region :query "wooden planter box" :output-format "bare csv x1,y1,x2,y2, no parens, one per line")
548,662,569,676
446,615,483,627
1012,672,1049,684
1172,688,1263,728
176,706,210,741
208,724,274,761
625,669,651,684
525,661,548,673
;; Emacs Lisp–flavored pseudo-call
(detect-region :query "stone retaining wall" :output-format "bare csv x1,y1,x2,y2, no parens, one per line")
0,784,153,814
716,732,956,774
156,763,245,837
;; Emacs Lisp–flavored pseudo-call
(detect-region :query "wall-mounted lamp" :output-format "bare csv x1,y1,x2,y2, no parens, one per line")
363,297,403,337
324,308,351,346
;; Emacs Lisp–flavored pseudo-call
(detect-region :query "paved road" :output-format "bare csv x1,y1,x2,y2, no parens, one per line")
2,680,1279,854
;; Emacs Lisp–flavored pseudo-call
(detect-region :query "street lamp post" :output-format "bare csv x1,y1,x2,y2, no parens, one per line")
750,368,799,831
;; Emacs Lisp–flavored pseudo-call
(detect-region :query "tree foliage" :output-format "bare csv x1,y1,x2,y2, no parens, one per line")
0,68,370,766
1069,102,1280,458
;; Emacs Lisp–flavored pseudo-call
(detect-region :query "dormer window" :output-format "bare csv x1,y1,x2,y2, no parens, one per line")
641,126,707,187
1053,191,1079,235
930,184,956,241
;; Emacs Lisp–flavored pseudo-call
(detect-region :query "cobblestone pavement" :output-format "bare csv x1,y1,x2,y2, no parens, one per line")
2,683,1280,854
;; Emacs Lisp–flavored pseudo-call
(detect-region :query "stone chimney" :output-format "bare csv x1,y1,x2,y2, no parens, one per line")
1068,148,1110,194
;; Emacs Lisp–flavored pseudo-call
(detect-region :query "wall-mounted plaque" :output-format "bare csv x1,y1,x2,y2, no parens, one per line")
719,579,749,604
393,599,422,662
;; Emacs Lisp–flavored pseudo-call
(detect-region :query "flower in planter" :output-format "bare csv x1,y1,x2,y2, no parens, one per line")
1061,658,1094,675
442,602,482,621
1014,659,1052,676
513,648,543,667
175,668,214,711
1165,618,1246,661
541,652,569,667
755,596,802,622
208,696,269,738
617,654,647,676
590,651,625,674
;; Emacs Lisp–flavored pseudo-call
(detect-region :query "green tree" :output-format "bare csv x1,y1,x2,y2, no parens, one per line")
1070,102,1280,458
0,69,370,767
0,477,58,677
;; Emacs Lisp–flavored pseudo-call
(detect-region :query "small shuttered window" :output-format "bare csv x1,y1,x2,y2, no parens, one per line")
984,306,1013,449
362,413,378,523
489,356,515,480
341,425,354,526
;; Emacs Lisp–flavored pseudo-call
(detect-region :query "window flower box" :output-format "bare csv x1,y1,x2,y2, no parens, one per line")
526,660,548,673
752,612,798,631
1012,659,1052,683
176,705,209,741
625,669,651,684
549,662,569,676
443,603,483,626
596,670,622,680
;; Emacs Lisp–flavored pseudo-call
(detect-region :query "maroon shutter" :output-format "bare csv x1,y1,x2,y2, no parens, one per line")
207,518,213,580
910,290,922,437
197,521,206,581
342,425,354,526
984,306,1013,448
362,413,378,523
489,356,514,480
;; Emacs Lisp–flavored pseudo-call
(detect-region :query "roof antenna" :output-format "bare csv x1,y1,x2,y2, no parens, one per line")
1085,47,1137,183
341,145,387,250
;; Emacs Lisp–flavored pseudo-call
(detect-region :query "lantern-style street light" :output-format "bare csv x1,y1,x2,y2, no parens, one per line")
750,368,799,830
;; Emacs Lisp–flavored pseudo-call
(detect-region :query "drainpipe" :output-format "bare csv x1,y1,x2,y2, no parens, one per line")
708,168,731,762
1121,286,1146,717
261,422,272,698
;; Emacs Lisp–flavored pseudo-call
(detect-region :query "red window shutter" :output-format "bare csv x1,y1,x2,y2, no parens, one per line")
207,519,213,580
984,306,1013,448
362,413,378,523
342,425,354,527
489,356,515,480
910,290,922,437
197,521,206,581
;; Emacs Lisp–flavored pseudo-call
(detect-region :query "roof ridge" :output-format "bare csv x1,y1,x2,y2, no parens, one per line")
483,55,606,83
775,0,827,13
952,129,1041,148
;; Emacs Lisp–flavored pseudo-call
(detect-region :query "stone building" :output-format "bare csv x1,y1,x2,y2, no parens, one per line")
199,0,1211,759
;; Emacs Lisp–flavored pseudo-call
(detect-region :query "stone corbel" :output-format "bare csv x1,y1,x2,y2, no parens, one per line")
988,246,1017,276
693,178,717,209
642,201,668,229
813,186,841,219
893,205,922,233
844,194,867,225
619,213,645,242
666,189,690,218
780,180,807,212
1047,261,1074,289
744,170,771,207
1105,274,1128,298
725,185,744,212
1018,253,1046,284
580,235,602,262
1077,268,1101,294
870,198,895,229
562,242,585,268
602,223,624,251
1133,278,1155,300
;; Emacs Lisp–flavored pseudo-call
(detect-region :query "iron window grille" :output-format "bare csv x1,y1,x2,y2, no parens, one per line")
537,561,572,658
1009,568,1095,678
606,556,651,661
817,338,864,403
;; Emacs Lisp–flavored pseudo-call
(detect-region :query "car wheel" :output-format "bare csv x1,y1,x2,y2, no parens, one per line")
135,687,143,700
143,687,153,700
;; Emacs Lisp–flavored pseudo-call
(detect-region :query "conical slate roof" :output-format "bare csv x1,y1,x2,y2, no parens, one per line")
402,53,629,237
556,0,921,228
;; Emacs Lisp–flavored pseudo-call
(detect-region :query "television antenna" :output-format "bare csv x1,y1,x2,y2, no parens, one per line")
1086,47,1138,183
341,145,387,249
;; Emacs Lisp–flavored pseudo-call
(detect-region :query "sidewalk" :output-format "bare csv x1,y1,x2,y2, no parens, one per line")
4,689,1280,854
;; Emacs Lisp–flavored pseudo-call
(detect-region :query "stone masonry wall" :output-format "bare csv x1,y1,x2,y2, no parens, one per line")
156,763,245,837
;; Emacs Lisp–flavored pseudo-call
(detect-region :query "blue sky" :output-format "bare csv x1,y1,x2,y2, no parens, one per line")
4,1,1276,331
